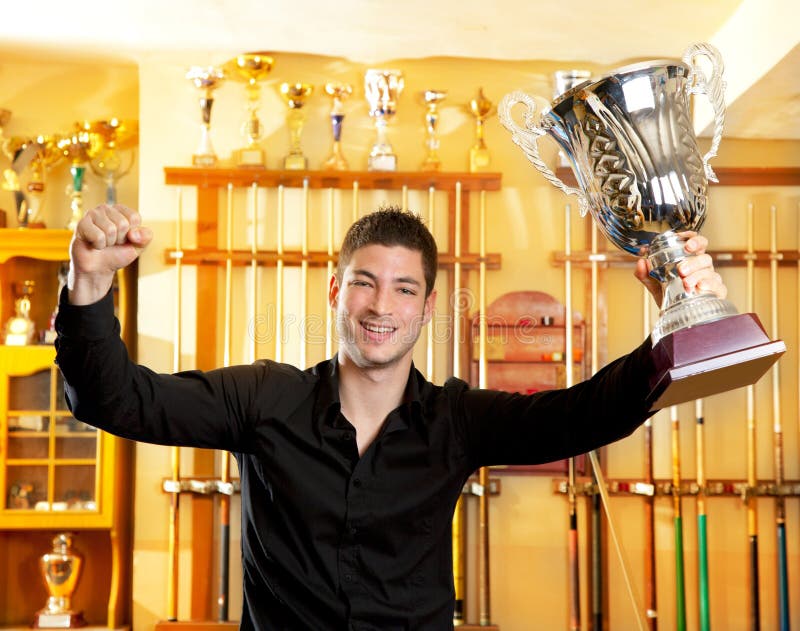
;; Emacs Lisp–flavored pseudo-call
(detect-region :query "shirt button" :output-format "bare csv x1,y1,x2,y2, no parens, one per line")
345,573,353,581
342,432,354,441
352,478,362,488
349,525,358,535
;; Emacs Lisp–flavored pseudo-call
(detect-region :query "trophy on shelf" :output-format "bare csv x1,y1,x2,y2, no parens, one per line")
2,135,39,227
224,52,274,166
280,82,314,170
4,280,36,345
322,82,353,170
419,89,447,171
33,533,86,629
58,128,102,231
499,42,785,409
364,69,404,171
468,88,494,173
83,118,139,203
186,65,225,167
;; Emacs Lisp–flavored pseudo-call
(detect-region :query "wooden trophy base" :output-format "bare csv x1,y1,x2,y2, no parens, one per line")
647,312,785,411
32,610,87,628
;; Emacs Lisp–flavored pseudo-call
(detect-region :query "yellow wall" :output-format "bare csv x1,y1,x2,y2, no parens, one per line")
4,48,799,630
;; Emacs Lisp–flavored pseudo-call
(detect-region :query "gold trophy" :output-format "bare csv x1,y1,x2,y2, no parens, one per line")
83,118,139,203
4,280,36,345
58,128,102,231
364,69,404,171
186,65,225,167
468,88,494,173
280,82,313,170
3,135,65,228
33,533,86,628
225,52,274,167
420,89,447,171
322,82,353,170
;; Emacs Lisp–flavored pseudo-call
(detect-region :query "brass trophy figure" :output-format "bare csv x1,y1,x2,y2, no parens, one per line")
33,533,86,628
420,89,447,171
500,42,785,409
4,280,36,345
468,88,494,173
280,82,314,170
186,65,225,167
83,118,139,203
225,53,274,166
364,69,404,171
58,129,101,231
322,82,353,170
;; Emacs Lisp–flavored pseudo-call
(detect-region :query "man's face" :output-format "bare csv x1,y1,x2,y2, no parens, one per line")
330,244,436,369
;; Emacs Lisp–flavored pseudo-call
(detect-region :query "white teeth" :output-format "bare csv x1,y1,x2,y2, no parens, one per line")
363,322,393,333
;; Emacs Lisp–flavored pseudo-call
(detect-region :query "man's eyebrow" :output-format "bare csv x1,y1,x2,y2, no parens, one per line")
351,269,421,286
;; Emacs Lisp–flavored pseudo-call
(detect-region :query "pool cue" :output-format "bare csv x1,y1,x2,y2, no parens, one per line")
643,287,657,630
251,183,259,363
565,203,581,631
452,181,466,626
300,178,309,368
745,202,761,631
275,185,285,363
670,402,687,629
671,404,687,631
326,188,335,358
352,180,359,223
167,186,184,621
769,205,790,631
402,184,409,211
589,222,604,631
477,188,492,626
218,182,234,620
695,398,710,631
426,186,436,381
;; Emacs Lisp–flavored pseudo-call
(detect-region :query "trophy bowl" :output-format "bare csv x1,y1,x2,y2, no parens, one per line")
82,119,139,203
499,42,785,409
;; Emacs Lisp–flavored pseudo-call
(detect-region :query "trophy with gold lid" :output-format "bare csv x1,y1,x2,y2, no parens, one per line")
83,118,139,203
58,128,102,231
364,69,404,171
186,65,225,167
420,89,447,171
468,88,494,173
33,533,86,628
225,52,274,167
323,82,353,170
280,82,314,170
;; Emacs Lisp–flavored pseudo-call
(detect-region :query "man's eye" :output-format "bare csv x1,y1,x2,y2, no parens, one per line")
399,288,416,295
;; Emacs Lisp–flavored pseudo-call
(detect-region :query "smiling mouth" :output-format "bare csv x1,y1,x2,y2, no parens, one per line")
360,321,396,337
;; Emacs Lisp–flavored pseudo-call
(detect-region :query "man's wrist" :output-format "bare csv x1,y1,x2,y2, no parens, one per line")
67,270,115,306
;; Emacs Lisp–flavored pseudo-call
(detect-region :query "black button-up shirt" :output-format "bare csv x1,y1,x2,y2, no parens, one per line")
55,290,655,630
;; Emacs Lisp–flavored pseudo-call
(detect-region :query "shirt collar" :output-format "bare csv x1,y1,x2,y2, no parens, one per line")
312,357,424,431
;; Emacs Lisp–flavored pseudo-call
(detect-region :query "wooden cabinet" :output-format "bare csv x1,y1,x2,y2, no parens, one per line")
0,228,134,629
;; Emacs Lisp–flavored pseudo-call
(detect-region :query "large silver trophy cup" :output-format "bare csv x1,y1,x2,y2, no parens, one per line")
500,43,784,409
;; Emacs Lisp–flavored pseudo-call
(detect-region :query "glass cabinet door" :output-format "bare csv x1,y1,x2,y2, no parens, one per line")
1,347,102,517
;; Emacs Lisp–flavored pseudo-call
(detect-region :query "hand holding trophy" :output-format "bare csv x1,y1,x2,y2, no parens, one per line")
500,42,785,409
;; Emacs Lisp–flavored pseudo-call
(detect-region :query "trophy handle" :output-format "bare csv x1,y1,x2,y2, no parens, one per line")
498,91,589,216
682,42,726,183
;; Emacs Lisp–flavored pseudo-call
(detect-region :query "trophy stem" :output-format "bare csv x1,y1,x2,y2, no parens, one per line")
284,108,308,170
323,114,349,170
66,166,86,231
194,96,218,167
649,231,738,344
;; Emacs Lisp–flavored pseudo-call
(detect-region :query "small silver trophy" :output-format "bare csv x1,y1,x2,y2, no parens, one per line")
364,69,404,171
500,43,784,409
420,89,447,171
186,66,225,167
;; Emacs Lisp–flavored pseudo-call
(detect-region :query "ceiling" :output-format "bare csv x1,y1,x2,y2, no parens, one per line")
2,0,798,140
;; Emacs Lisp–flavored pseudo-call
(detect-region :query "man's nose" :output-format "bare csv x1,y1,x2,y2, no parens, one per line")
370,285,393,314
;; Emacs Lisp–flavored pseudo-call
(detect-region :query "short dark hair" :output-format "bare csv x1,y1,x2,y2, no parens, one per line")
337,206,438,297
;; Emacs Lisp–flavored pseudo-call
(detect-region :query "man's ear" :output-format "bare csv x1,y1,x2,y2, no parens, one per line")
422,289,436,326
328,273,340,309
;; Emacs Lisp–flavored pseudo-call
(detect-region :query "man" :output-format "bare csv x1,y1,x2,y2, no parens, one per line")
56,204,725,630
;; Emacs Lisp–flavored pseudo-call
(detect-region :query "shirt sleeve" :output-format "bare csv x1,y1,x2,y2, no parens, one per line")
451,337,657,468
54,288,265,452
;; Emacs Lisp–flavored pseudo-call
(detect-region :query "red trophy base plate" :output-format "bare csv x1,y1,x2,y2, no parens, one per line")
33,611,87,629
647,313,785,411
